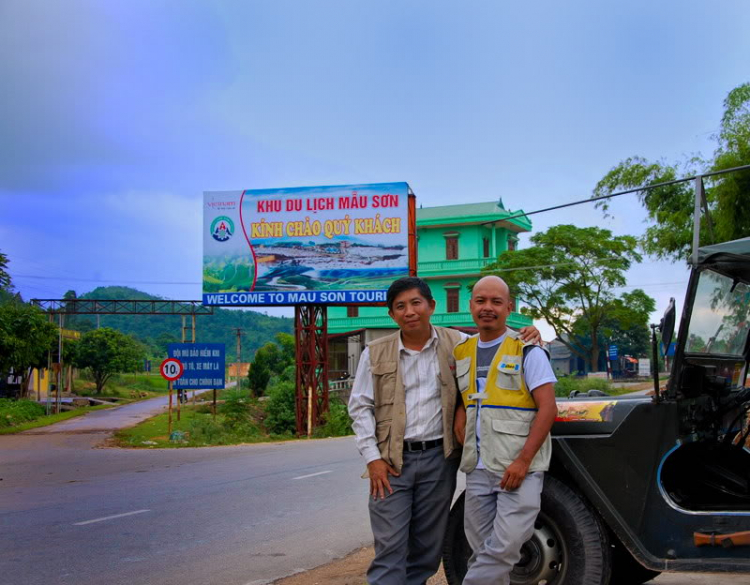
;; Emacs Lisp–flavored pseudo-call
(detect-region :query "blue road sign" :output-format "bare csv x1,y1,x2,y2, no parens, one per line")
661,342,676,357
167,343,226,389
608,345,618,359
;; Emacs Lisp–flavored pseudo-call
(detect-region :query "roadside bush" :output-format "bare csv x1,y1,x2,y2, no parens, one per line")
219,387,252,429
554,376,613,397
187,415,225,444
0,398,45,428
187,412,264,446
264,377,296,435
313,396,353,438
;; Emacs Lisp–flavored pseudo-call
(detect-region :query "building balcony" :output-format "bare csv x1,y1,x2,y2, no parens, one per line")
329,315,395,330
418,258,494,277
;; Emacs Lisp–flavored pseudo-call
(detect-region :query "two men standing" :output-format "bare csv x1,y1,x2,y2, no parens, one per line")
349,275,554,584
348,277,464,584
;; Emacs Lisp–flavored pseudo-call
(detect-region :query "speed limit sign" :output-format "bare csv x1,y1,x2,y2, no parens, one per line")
160,358,184,381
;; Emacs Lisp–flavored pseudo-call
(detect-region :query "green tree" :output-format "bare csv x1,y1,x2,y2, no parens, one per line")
70,328,145,393
248,332,295,396
0,300,58,394
0,250,11,291
154,331,180,355
247,349,271,397
0,251,17,304
264,365,297,435
483,224,642,371
572,289,656,360
593,82,750,261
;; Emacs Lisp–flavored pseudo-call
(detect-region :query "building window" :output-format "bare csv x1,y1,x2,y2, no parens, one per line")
347,306,359,318
446,289,459,313
483,237,490,258
507,238,516,252
446,237,458,260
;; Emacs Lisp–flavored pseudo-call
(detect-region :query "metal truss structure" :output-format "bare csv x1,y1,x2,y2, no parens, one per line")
30,299,213,316
295,305,329,436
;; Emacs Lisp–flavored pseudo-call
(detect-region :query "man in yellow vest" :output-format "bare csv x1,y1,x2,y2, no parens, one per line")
453,275,557,585
349,276,540,584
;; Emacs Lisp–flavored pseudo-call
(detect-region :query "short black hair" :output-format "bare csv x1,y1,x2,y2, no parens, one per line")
386,277,433,311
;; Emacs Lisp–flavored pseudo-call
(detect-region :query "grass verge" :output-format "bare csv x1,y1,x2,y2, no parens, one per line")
113,404,296,448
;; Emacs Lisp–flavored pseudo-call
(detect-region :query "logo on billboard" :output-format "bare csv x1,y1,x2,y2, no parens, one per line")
210,216,234,242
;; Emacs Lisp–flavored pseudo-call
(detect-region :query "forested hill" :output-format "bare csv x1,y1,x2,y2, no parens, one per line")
64,286,292,361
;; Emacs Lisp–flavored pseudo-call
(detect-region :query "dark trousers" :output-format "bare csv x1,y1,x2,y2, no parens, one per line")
367,447,459,585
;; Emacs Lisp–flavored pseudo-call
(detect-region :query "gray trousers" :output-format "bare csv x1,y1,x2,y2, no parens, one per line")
367,447,459,585
462,468,543,585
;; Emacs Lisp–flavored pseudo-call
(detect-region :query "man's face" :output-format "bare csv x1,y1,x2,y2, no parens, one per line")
388,287,436,336
470,278,512,337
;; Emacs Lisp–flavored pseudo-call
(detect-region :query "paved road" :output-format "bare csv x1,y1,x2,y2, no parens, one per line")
29,389,208,434
1,430,371,585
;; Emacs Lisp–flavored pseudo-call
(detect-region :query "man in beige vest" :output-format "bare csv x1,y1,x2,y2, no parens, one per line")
349,277,539,584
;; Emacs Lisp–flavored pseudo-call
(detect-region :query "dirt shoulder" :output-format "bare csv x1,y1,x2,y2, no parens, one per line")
272,547,447,585
271,549,749,585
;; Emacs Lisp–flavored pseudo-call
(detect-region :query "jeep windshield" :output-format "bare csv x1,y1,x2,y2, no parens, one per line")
685,268,750,356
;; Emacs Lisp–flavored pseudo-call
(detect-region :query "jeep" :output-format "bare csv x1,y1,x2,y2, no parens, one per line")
443,236,750,584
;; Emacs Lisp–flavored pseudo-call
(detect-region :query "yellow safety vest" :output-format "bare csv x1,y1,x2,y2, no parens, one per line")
454,334,537,410
453,331,551,474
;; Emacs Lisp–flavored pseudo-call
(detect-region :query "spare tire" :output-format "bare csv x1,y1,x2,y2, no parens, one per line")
442,475,612,585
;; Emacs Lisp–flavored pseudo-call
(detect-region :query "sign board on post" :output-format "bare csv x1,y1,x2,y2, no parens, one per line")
638,358,651,377
202,182,413,306
167,343,226,389
608,345,618,360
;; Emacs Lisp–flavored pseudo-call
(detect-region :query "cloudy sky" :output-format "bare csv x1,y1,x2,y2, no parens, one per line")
1,0,748,338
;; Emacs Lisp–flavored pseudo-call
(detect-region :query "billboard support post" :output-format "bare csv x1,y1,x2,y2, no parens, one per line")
168,381,173,436
295,305,329,436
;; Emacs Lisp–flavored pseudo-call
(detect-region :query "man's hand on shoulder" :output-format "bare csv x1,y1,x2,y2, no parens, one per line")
519,325,542,345
367,459,400,500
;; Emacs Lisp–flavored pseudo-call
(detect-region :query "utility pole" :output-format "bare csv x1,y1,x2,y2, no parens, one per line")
234,328,243,391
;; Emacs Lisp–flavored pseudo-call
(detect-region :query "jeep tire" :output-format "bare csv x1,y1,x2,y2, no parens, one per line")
443,475,612,585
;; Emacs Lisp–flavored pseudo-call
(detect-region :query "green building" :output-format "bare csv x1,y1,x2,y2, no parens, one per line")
327,199,533,379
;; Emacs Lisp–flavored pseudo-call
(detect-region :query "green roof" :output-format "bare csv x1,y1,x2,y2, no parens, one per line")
417,200,532,231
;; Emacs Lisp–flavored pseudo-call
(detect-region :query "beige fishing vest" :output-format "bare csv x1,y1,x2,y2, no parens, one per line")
366,326,463,473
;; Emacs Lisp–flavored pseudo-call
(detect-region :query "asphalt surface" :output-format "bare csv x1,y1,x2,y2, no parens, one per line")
1,398,372,585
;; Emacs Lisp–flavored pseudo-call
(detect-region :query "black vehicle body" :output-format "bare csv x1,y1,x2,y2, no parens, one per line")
443,237,750,584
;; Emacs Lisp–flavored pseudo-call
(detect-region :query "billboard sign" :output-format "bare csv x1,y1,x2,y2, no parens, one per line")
203,182,412,306
167,343,226,390
638,358,651,377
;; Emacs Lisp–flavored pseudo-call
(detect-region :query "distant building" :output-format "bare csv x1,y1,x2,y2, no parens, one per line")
327,199,534,380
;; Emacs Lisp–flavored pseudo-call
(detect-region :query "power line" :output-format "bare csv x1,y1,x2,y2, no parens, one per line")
494,163,750,224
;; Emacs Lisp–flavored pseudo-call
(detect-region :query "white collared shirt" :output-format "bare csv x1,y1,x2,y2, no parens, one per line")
348,327,450,464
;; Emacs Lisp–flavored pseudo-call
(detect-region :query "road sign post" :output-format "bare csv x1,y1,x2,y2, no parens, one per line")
160,358,184,436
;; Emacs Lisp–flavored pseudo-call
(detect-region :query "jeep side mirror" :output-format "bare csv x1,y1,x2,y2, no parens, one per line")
660,298,676,349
